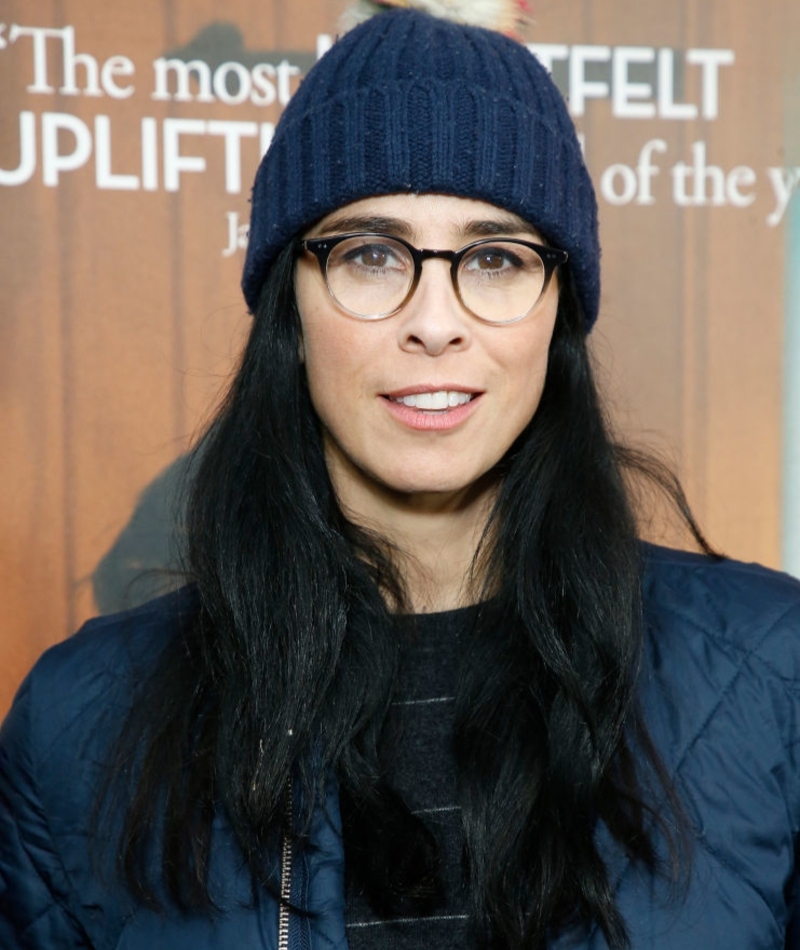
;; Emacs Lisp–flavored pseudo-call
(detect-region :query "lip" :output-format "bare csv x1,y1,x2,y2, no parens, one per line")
382,383,483,399
380,385,483,432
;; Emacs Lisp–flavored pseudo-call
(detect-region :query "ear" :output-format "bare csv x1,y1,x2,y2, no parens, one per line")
297,329,305,365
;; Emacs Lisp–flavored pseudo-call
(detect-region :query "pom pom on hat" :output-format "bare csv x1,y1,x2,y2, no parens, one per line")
340,0,531,39
241,7,601,330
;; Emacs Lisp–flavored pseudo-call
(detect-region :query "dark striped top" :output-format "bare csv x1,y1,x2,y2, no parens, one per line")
345,605,479,950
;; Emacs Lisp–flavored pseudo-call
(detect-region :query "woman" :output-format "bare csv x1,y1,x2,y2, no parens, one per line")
2,7,800,950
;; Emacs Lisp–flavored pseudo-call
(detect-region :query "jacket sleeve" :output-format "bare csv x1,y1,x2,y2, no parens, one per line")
0,675,90,949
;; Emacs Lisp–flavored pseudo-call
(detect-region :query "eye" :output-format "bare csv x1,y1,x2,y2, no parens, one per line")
460,242,544,284
462,244,526,277
322,235,413,316
335,238,408,276
350,244,394,268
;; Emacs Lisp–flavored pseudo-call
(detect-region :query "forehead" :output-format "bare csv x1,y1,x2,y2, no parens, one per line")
306,193,543,244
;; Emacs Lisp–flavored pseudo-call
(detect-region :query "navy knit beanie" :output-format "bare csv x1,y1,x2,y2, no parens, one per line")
242,8,601,330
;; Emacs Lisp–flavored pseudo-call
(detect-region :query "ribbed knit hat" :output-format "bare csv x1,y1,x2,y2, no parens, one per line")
242,8,601,329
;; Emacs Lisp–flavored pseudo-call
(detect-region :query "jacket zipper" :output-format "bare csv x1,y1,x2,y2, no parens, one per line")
277,779,294,950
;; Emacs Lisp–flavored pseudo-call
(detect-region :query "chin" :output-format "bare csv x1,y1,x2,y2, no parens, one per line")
377,465,493,499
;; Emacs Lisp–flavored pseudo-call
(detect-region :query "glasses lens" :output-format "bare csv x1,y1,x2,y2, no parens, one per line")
457,241,546,323
324,235,414,319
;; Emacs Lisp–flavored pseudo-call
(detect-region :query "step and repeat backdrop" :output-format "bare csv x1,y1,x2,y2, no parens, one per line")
2,0,800,715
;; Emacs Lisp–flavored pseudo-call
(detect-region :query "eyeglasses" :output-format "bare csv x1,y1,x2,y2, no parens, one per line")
298,232,568,325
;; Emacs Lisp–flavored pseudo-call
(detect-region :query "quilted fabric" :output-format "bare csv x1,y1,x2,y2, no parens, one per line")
2,545,800,948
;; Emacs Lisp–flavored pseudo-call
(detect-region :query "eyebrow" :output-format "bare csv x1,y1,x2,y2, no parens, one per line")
461,216,540,240
316,214,414,237
315,212,541,242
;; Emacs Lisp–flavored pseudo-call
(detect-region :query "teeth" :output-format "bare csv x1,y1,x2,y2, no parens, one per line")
395,391,473,410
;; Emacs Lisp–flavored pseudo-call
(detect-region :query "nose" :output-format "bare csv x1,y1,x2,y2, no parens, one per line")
396,259,472,356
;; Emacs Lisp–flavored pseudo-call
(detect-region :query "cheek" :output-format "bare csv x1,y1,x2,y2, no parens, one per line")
295,268,349,405
507,357,549,448
301,325,346,413
298,307,378,429
503,311,558,420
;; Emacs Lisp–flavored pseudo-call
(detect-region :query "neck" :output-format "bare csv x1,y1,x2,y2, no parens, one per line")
334,474,497,614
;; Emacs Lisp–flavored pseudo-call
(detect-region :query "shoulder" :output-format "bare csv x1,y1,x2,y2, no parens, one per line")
640,543,800,821
2,585,199,820
0,588,199,945
640,543,800,716
2,582,199,775
30,585,196,708
642,542,800,674
6,586,198,756
637,546,800,940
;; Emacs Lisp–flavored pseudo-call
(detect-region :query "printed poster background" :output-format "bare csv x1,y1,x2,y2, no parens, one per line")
2,0,800,716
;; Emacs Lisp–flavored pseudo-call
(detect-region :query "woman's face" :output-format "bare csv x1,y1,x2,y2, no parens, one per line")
294,193,560,514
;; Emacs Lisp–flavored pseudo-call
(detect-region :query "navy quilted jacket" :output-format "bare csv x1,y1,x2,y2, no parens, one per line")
2,544,800,948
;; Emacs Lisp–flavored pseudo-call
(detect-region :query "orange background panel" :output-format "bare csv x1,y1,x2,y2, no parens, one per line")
2,0,799,716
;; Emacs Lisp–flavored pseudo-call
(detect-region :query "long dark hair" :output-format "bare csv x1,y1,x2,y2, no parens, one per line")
101,244,699,947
